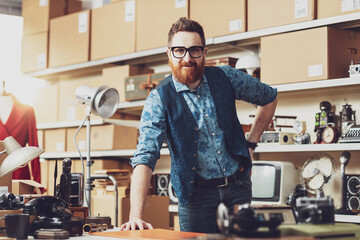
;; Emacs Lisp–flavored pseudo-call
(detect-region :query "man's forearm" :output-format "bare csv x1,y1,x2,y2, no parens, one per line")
129,164,153,219
247,97,278,143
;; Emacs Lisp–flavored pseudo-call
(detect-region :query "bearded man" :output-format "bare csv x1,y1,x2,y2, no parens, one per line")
120,17,278,233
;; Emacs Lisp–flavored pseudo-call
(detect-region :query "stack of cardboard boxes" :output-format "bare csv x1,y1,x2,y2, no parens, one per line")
21,0,82,73
22,0,360,75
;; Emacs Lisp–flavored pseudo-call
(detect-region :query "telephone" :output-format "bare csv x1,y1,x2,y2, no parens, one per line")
23,196,83,236
23,196,72,220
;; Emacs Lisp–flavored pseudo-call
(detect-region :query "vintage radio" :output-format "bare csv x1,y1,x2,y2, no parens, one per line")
246,131,295,145
125,72,171,101
344,175,360,211
205,57,238,68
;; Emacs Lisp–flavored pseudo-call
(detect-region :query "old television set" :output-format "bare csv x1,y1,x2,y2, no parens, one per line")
251,161,299,205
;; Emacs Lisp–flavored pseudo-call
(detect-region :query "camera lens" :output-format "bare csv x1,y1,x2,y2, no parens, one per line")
299,205,322,223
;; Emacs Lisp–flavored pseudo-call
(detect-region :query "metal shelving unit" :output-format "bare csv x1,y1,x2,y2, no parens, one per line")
36,13,360,160
27,13,360,80
36,76,360,130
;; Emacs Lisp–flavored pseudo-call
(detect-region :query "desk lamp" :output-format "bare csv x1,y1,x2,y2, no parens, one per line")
74,85,119,218
235,55,260,77
0,136,44,178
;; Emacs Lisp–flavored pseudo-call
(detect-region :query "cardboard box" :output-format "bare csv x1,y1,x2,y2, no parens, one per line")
91,1,136,60
72,159,122,174
190,0,246,38
37,130,44,150
58,77,102,122
33,84,59,123
248,0,316,31
136,0,189,51
92,195,170,228
66,127,87,152
49,10,91,68
318,0,360,19
40,158,49,190
261,27,360,85
21,32,48,73
12,180,44,195
44,129,66,152
22,0,66,35
174,214,180,231
102,65,154,103
90,124,138,150
66,0,82,14
0,143,12,194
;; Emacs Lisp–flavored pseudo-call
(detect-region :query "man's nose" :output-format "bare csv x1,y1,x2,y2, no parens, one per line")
183,50,192,61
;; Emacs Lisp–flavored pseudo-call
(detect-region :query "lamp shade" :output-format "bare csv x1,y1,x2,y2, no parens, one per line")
235,55,260,76
0,136,44,178
75,85,119,118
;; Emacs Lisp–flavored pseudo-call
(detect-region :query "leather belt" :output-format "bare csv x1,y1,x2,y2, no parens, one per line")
194,168,246,188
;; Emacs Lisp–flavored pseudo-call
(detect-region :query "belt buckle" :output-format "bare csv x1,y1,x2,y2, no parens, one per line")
217,177,228,187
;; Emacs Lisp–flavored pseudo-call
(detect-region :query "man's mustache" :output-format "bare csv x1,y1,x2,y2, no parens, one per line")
180,61,196,67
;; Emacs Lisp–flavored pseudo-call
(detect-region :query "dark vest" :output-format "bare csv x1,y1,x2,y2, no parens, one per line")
156,66,250,206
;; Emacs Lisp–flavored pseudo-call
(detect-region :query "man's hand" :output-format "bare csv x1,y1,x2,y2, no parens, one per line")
119,217,153,231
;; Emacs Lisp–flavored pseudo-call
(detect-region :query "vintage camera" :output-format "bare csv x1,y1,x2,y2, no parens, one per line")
287,184,308,206
296,196,334,224
349,62,360,77
0,193,24,210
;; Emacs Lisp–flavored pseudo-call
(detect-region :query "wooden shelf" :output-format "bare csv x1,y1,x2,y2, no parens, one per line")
37,119,105,130
335,214,360,223
40,143,360,160
274,76,360,93
27,13,360,80
255,143,360,153
40,148,170,159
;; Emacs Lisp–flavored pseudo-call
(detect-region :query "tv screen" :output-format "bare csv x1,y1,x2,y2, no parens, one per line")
251,161,299,205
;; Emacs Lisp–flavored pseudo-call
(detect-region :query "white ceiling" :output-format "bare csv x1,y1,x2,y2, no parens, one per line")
0,0,22,16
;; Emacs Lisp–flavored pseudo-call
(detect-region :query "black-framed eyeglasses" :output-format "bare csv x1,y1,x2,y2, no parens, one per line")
171,46,204,59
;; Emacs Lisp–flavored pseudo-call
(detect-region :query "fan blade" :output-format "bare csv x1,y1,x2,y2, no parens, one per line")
302,160,319,178
308,174,324,190
318,157,333,177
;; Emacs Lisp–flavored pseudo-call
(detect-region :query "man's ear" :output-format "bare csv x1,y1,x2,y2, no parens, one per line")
204,47,208,56
167,48,171,59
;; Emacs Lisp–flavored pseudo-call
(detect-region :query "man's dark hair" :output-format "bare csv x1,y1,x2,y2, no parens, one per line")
168,17,205,48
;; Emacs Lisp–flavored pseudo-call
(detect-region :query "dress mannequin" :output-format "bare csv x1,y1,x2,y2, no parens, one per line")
0,89,42,186
0,95,13,124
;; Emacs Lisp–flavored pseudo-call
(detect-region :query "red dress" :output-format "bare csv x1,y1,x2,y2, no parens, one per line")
0,102,41,184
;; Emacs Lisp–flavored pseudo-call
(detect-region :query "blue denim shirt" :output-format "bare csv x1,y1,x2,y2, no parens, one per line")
130,65,277,205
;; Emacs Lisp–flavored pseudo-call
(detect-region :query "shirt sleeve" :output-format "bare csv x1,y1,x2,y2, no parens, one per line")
218,65,277,106
130,89,167,171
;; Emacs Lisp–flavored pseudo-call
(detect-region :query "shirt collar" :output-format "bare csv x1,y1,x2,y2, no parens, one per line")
172,74,208,93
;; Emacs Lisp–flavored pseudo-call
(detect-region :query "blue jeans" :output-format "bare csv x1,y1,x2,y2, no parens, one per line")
178,173,252,233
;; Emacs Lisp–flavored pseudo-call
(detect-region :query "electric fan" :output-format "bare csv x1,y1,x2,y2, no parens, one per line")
300,152,336,198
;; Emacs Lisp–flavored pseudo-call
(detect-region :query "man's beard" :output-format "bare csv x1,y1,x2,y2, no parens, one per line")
169,58,205,85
